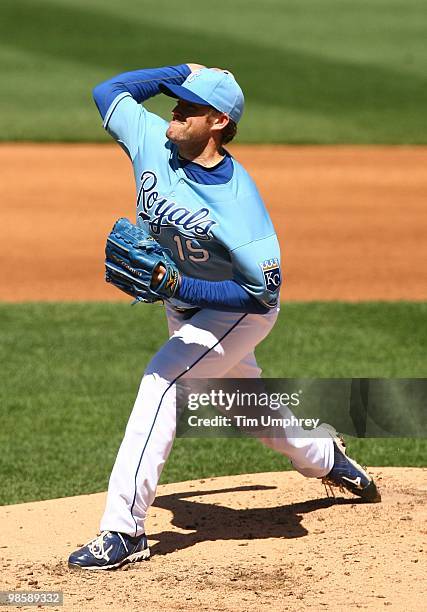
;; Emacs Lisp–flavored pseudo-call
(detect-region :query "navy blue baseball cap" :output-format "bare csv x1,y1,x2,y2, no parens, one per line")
159,68,244,124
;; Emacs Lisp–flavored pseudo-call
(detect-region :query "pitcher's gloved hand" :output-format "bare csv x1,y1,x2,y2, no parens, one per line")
105,218,180,303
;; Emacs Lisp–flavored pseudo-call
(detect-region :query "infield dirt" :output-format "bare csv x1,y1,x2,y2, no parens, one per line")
1,144,426,302
0,469,426,611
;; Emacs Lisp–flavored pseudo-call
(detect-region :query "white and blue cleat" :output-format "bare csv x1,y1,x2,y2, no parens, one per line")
68,530,150,570
322,434,381,503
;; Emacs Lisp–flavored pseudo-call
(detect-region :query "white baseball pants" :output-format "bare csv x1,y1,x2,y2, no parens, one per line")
101,305,334,536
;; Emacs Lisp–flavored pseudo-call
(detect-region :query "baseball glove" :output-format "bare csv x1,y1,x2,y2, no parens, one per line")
105,217,180,303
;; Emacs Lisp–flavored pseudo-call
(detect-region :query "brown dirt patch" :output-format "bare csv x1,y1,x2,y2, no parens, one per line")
0,469,425,610
1,144,426,302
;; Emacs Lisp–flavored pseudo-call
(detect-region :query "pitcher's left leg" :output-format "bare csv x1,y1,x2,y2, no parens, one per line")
224,355,335,478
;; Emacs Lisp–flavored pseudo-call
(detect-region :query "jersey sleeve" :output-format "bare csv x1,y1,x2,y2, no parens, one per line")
230,234,282,308
94,64,190,161
102,94,158,161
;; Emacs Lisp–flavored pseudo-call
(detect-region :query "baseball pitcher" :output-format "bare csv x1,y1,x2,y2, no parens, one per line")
68,63,380,570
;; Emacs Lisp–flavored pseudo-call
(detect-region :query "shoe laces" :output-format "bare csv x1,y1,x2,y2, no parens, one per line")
87,531,115,561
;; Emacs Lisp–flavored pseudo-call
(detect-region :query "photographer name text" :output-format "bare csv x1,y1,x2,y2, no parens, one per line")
187,414,320,429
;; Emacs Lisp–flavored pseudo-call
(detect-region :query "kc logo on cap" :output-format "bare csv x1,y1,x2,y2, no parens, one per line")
186,70,203,83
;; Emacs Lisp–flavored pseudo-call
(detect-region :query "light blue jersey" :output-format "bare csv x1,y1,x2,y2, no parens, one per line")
103,92,281,309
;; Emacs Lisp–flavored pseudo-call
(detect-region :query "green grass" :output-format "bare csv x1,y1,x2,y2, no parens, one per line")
1,0,426,142
0,301,426,505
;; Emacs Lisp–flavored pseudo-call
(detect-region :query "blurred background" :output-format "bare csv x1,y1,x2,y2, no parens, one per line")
1,0,426,143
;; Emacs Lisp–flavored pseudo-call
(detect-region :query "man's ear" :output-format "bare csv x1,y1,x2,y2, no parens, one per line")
211,112,230,132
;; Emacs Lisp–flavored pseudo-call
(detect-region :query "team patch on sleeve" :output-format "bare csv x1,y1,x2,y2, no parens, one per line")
260,258,282,292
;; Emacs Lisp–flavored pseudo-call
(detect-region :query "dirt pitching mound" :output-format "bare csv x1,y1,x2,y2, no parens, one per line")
0,468,425,610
